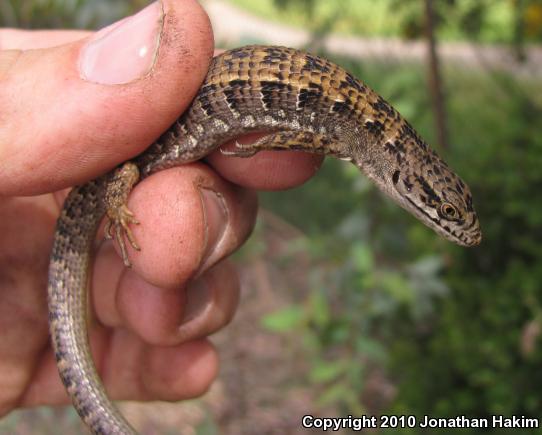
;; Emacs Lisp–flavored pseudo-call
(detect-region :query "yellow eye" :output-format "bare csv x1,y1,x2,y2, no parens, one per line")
439,202,459,220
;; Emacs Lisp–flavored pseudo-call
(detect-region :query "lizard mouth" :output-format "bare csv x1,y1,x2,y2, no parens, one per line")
402,195,481,247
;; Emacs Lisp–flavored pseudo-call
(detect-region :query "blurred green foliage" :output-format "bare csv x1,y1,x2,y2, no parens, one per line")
387,72,542,428
0,0,144,29
260,56,542,431
229,0,542,43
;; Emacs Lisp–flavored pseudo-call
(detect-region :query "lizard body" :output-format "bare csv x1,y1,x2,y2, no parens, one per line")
48,46,481,434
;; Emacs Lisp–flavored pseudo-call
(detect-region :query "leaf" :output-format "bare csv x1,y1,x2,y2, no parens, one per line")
355,337,387,362
352,243,374,273
317,383,359,408
309,359,346,383
261,305,304,332
309,291,330,327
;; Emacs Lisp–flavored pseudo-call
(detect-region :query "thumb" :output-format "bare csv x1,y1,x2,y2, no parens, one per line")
0,0,213,196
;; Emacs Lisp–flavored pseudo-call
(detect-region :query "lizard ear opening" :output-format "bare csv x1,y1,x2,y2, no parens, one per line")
392,170,400,185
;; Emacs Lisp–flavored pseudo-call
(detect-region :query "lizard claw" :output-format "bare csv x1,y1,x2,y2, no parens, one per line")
106,204,140,267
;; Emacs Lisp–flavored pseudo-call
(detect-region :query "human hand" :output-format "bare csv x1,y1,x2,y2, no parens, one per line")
0,0,323,415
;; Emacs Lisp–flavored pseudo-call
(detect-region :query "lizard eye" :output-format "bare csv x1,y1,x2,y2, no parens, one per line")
438,202,459,220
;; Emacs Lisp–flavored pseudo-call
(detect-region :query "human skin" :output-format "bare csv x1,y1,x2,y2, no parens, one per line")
0,0,323,416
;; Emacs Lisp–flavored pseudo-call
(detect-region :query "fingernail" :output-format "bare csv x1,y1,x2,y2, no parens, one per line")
79,1,163,85
198,187,229,273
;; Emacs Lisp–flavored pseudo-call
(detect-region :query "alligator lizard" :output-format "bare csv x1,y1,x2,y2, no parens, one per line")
48,45,481,434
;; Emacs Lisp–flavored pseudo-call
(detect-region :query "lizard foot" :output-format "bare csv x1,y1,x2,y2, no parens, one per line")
220,131,330,157
220,140,261,157
104,162,141,267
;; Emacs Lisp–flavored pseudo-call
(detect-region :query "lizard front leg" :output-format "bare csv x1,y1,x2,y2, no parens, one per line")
103,162,141,266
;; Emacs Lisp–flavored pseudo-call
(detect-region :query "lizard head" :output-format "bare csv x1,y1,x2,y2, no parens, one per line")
390,154,481,247
355,122,481,247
